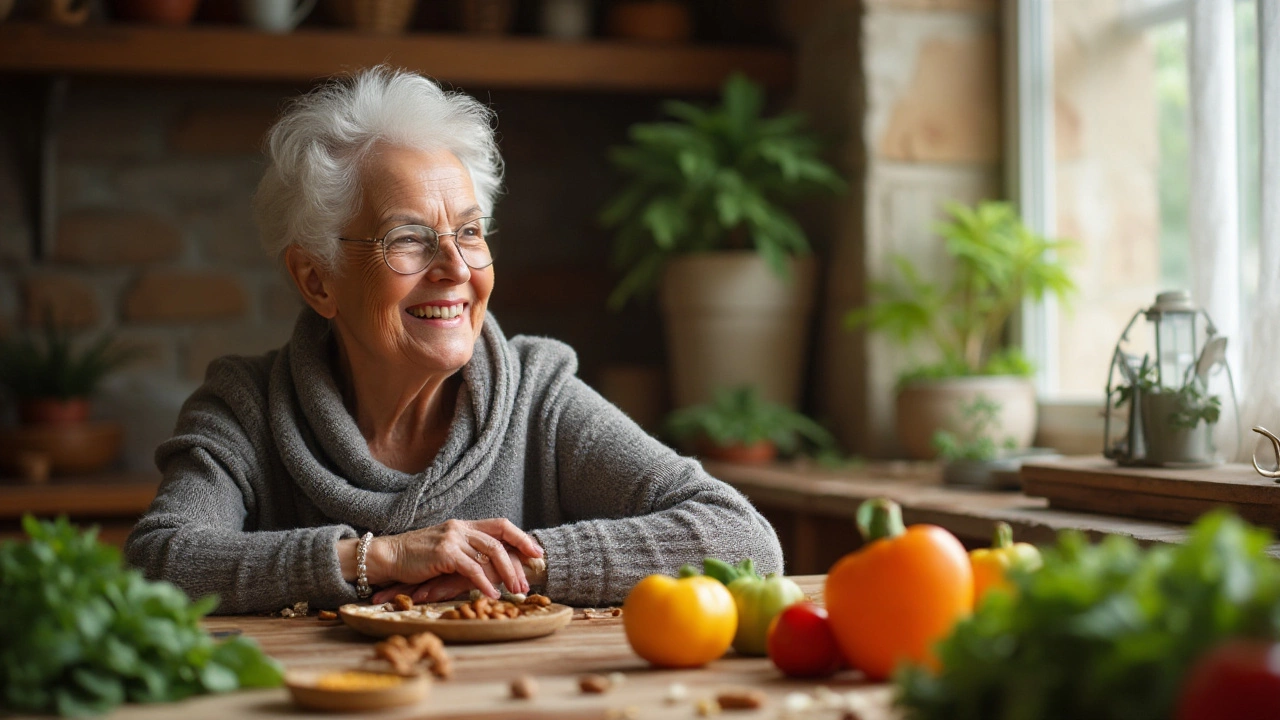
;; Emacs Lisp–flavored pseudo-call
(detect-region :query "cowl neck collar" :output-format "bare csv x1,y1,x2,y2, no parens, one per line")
268,308,518,533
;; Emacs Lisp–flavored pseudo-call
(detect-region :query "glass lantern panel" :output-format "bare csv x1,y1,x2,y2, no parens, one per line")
1154,311,1197,389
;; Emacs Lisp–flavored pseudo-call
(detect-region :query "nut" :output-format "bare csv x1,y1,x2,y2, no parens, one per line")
579,674,612,694
317,610,338,621
715,689,767,710
695,697,721,717
440,609,461,620
391,594,414,611
510,675,538,699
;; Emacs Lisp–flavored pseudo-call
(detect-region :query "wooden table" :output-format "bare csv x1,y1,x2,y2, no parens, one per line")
99,576,895,719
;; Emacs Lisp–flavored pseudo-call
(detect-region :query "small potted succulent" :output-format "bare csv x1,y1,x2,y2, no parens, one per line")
664,385,837,465
0,318,140,478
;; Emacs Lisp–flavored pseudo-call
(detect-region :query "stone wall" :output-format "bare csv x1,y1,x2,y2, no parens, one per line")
789,0,1003,456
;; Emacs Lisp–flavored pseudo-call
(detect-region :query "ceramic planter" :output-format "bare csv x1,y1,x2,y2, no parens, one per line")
659,251,816,410
895,376,1037,460
18,397,91,425
0,421,123,476
1139,390,1216,466
696,438,776,465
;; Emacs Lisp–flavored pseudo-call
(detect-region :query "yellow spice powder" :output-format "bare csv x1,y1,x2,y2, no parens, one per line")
315,671,406,691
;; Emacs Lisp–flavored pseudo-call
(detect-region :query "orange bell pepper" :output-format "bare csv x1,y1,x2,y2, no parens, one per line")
622,574,737,668
969,521,1042,604
824,498,973,681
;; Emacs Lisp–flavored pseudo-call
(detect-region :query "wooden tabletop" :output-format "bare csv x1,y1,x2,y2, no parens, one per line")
97,576,896,720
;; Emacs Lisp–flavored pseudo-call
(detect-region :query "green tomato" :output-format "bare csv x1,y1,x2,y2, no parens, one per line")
727,573,806,656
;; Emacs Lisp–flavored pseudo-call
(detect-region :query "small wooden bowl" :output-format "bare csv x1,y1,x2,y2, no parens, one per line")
0,421,122,476
285,668,429,712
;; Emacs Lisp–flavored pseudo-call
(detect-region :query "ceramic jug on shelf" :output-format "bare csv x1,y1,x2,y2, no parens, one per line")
240,0,316,32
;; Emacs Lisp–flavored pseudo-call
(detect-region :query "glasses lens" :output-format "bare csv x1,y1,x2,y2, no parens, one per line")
383,226,436,274
455,217,496,268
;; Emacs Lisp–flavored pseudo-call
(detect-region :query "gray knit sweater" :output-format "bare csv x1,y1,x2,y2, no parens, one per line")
125,309,783,614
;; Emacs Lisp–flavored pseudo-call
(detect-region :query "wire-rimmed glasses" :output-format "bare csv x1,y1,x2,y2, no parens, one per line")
339,217,497,275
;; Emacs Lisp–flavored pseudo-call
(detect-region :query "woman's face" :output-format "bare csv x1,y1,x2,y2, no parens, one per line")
330,144,494,377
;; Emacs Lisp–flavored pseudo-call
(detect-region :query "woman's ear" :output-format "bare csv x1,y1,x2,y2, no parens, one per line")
285,246,339,319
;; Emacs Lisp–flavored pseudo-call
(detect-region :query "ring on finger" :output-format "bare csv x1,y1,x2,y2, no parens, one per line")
475,551,489,564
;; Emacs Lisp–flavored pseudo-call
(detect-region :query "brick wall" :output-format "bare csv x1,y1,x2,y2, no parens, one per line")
0,78,663,471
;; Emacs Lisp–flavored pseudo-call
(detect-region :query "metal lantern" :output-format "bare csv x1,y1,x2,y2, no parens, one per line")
1103,290,1235,466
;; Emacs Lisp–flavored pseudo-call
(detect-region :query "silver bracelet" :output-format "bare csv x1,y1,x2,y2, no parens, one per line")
355,531,374,599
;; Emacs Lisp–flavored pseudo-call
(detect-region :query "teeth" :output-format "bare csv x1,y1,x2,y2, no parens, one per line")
408,304,464,319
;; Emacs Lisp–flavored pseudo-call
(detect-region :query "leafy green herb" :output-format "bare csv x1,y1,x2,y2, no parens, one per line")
601,73,846,309
895,510,1280,720
664,385,837,457
846,201,1076,382
0,516,283,717
930,396,1017,462
0,314,142,400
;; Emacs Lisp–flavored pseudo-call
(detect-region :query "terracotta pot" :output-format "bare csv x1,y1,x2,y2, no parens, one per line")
0,421,123,476
660,252,816,410
895,376,1038,460
112,0,202,24
18,397,91,425
42,0,92,25
697,439,776,465
606,0,692,43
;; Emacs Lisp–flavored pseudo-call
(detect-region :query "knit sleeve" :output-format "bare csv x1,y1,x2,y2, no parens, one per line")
528,375,784,606
124,356,359,614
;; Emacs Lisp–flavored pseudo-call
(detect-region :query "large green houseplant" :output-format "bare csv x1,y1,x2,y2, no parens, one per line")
847,201,1076,459
602,73,844,411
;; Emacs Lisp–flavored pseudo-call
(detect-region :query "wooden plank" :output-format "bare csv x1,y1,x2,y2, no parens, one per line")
80,575,899,720
0,23,793,93
1021,456,1280,502
0,472,159,518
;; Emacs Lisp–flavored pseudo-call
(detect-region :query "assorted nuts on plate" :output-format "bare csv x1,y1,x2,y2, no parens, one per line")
438,593,552,620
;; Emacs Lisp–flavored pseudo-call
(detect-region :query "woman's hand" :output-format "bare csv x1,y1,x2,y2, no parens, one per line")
368,518,542,601
374,545,531,604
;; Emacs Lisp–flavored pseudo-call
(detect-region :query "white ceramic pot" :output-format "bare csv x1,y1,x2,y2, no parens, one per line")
1139,390,1215,465
659,251,816,410
895,375,1038,460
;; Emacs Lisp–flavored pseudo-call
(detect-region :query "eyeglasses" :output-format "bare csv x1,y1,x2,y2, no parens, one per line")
338,217,497,275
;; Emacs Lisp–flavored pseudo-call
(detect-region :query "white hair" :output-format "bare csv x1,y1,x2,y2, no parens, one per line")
253,66,504,271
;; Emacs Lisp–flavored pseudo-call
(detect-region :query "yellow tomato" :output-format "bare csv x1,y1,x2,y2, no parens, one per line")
622,574,737,668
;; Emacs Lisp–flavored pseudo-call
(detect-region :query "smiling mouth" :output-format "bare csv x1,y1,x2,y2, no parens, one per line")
407,303,466,319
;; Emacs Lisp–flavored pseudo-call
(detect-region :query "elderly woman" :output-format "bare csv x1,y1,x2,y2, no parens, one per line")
125,67,783,614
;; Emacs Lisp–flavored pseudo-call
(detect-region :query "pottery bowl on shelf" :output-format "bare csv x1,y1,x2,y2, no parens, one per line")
112,0,202,24
0,421,123,476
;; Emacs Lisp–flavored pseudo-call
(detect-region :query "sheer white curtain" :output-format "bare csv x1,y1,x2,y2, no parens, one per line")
1192,0,1280,461
1247,0,1280,459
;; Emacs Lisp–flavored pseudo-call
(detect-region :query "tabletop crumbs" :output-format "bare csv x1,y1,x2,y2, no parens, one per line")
317,610,338,621
278,600,309,618
578,673,612,694
715,688,766,711
582,607,623,619
664,682,688,704
604,707,639,720
509,675,538,700
695,697,721,716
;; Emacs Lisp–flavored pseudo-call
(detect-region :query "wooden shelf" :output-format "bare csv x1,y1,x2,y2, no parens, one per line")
0,471,160,519
0,22,793,93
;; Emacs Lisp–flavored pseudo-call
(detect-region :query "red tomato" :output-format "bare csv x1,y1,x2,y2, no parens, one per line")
1176,639,1280,720
766,602,843,678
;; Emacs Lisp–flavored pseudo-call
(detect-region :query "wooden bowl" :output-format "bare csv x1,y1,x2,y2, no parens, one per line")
285,669,429,712
339,601,574,643
0,421,122,476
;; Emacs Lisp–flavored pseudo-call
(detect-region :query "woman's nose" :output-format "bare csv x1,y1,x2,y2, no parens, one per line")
426,234,471,281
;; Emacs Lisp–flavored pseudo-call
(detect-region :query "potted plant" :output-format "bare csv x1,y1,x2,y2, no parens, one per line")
1115,357,1222,466
932,397,1058,489
846,201,1076,459
0,319,140,478
602,73,845,410
664,385,837,465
